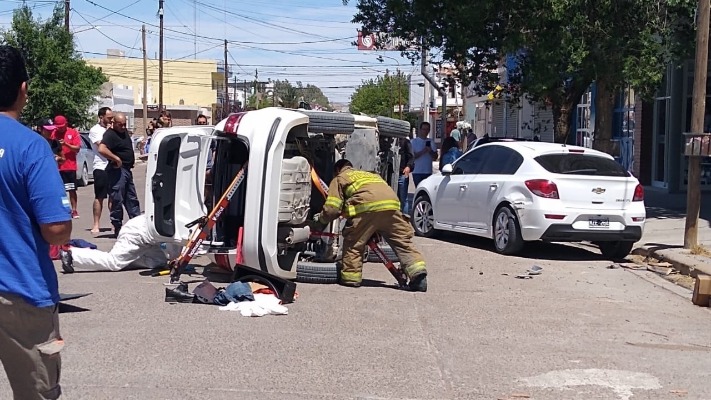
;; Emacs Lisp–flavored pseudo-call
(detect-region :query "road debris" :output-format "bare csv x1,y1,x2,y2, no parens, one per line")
528,265,543,275
515,275,533,280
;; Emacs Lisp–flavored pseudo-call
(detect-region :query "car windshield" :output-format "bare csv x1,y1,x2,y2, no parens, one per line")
534,153,629,177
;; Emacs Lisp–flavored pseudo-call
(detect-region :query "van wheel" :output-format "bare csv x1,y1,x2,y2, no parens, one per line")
599,241,634,260
376,116,410,138
298,110,355,135
295,261,338,284
493,206,524,255
78,163,89,187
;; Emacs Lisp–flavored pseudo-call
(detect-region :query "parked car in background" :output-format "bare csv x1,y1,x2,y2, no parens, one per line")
77,133,95,187
411,142,646,259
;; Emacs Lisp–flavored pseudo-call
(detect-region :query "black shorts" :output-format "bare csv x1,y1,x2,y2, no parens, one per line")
59,171,76,191
93,168,108,199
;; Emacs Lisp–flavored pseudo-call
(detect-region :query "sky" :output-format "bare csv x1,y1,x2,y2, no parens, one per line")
0,0,425,104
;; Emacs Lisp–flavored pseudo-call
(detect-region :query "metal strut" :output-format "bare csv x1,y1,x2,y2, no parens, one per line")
168,163,248,283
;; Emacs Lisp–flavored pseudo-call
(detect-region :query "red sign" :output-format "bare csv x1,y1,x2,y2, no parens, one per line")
357,31,376,51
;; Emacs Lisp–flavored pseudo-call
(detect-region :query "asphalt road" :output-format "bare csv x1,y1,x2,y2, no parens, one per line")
2,162,710,400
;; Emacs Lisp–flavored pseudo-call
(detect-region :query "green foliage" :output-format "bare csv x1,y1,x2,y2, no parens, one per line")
347,0,697,144
1,5,106,128
349,71,409,118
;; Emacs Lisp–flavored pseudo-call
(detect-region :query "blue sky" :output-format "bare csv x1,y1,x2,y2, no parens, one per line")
0,0,422,104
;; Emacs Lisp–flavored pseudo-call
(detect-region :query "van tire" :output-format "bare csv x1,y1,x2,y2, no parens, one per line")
295,261,338,284
377,116,410,138
299,110,355,135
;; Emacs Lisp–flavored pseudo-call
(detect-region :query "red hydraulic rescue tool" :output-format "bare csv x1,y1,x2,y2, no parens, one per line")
168,164,247,283
309,169,409,289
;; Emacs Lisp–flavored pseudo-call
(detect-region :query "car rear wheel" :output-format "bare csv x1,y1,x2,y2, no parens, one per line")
493,206,524,255
411,195,437,238
298,110,355,135
366,243,400,263
78,163,89,187
376,116,410,138
598,241,634,260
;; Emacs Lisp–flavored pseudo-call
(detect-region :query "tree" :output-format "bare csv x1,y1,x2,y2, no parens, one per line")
348,0,696,146
349,71,409,118
1,5,107,128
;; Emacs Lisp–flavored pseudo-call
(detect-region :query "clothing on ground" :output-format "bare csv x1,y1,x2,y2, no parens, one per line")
69,215,179,271
218,293,288,317
411,137,438,175
0,115,71,308
339,210,427,285
213,282,255,306
88,123,109,170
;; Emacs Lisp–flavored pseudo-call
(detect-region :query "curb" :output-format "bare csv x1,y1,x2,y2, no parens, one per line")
632,245,711,278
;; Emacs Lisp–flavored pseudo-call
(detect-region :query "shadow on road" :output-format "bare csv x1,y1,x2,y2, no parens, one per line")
58,303,90,313
431,232,608,262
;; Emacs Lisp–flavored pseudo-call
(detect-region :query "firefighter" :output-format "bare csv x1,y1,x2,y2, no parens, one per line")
312,159,428,291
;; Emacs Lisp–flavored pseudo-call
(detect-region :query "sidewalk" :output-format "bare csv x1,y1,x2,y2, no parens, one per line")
634,187,711,278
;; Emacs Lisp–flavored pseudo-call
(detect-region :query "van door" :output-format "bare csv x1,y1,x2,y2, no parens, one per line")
144,126,213,242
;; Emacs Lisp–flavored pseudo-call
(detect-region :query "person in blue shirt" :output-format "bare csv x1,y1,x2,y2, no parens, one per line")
439,136,464,171
0,45,72,400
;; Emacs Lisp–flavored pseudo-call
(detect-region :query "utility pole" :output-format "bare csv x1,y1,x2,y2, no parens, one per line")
233,76,237,111
386,68,392,117
398,68,403,119
64,0,70,33
421,47,447,141
244,80,248,110
684,0,710,248
254,69,259,109
224,39,229,118
158,0,164,112
193,0,197,59
142,25,148,138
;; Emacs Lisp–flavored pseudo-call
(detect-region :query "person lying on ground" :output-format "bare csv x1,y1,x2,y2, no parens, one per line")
60,214,181,273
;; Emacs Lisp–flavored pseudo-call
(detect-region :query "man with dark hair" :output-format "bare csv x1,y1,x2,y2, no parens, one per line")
0,45,72,400
89,107,113,235
51,115,81,218
99,112,140,237
312,159,428,291
196,114,208,125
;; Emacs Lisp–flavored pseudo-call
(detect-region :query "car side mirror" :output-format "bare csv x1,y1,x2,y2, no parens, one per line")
441,164,453,175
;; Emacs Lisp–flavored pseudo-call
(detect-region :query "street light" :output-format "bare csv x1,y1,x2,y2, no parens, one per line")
376,54,403,119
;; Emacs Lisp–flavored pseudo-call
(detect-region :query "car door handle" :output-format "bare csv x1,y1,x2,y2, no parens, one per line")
459,184,467,190
489,183,498,189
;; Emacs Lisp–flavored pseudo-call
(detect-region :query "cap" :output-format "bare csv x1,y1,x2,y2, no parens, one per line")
53,115,68,128
38,118,56,131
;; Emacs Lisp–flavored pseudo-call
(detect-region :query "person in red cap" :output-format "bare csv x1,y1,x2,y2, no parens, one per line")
51,115,81,219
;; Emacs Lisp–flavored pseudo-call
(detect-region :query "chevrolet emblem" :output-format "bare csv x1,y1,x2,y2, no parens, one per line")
591,187,606,194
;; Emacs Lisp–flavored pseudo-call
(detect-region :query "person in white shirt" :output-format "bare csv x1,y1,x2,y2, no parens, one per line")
88,107,113,235
410,121,439,187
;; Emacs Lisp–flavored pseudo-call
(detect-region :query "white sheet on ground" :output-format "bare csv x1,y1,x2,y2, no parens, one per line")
218,293,289,317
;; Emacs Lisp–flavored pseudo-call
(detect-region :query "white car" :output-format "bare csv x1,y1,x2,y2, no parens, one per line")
143,107,410,283
411,142,646,259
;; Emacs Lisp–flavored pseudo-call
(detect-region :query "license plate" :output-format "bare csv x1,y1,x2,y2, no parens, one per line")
589,218,610,228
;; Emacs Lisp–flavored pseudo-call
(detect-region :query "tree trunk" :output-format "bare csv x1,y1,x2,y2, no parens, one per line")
551,83,589,143
593,78,616,154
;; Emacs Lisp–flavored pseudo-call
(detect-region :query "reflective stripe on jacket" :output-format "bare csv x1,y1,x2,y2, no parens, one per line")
319,166,400,224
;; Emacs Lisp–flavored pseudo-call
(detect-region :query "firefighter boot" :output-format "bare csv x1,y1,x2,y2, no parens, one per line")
408,271,427,292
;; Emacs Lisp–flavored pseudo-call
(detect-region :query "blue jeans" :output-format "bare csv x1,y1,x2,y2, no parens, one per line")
398,174,410,215
107,167,141,229
412,173,430,188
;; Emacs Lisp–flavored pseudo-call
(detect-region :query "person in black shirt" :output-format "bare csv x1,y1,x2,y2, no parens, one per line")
397,136,415,214
37,118,64,164
98,112,140,236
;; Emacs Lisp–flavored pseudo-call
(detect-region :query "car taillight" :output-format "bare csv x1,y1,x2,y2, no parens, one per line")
633,184,644,201
223,112,247,135
525,179,560,199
